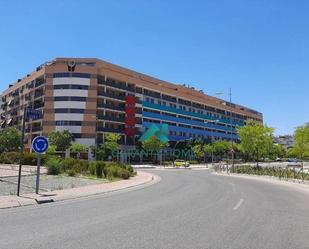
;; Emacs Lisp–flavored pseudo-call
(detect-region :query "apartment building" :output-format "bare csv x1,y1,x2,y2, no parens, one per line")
0,58,263,149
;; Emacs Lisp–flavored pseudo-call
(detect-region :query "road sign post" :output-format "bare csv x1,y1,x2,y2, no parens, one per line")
17,107,43,196
32,136,49,194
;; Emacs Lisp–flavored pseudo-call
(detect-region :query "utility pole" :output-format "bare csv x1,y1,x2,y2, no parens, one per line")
229,88,235,173
17,106,27,196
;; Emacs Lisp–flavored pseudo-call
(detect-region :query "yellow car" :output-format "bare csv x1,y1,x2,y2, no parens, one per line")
174,159,190,167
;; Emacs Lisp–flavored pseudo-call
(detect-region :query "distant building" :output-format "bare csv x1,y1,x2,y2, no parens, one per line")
274,135,295,149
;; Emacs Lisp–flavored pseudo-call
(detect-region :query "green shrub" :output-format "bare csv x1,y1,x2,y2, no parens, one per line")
23,153,38,165
0,152,20,164
104,164,131,180
60,158,76,171
67,169,76,177
77,159,89,173
61,158,89,174
89,162,96,175
117,167,130,179
46,158,62,175
95,161,106,178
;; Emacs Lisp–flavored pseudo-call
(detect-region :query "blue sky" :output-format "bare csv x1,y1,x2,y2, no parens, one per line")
0,0,308,135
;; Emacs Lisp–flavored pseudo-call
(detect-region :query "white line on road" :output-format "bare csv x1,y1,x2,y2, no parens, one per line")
233,198,244,211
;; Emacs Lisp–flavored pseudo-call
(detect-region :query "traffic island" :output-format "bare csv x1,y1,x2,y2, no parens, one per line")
0,171,157,209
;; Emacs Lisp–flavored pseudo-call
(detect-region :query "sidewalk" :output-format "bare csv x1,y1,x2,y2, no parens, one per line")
213,172,309,194
0,171,157,209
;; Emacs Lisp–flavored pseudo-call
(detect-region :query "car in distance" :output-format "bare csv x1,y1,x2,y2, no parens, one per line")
174,159,190,167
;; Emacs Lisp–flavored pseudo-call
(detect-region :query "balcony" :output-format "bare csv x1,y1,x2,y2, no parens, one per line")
99,78,135,92
97,115,125,123
32,126,42,132
97,103,125,111
35,80,45,88
34,102,44,109
98,92,126,101
97,127,124,133
34,92,44,99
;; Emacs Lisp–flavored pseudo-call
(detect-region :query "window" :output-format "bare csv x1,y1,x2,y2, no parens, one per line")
53,84,89,90
71,85,88,90
72,133,82,138
55,108,68,113
55,108,85,114
54,96,69,101
53,72,91,78
56,96,86,102
71,96,86,102
55,121,82,126
54,85,70,90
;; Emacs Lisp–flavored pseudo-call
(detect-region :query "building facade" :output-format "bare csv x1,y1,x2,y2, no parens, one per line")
274,135,295,149
0,58,263,149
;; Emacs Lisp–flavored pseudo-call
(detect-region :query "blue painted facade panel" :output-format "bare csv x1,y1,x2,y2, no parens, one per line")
143,111,237,132
143,121,239,141
143,101,244,126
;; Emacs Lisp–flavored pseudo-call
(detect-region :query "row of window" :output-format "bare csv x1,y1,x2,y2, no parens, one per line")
55,108,85,114
54,96,86,102
143,110,235,128
144,119,236,135
53,72,91,78
53,84,89,90
169,130,228,140
145,100,244,124
144,97,248,123
55,121,82,126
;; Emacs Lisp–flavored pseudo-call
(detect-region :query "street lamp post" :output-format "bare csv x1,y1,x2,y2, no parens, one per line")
215,88,235,173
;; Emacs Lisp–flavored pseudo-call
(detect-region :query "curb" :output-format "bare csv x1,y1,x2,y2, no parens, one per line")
0,171,159,209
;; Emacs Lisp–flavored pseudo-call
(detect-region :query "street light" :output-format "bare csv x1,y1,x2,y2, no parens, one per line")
215,88,235,172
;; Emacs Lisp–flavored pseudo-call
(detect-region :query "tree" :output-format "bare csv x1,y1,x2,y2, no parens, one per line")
48,130,73,152
292,124,309,165
0,127,21,152
192,143,212,162
142,136,168,151
213,140,231,158
142,136,169,163
47,144,57,155
96,133,121,161
238,122,274,166
70,143,89,153
269,144,287,160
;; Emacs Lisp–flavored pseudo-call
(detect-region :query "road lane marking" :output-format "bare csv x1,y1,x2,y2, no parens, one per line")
233,198,244,211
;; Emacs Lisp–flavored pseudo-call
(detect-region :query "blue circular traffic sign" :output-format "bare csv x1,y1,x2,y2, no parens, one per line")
32,136,49,154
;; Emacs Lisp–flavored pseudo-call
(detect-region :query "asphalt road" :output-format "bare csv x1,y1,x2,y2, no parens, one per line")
0,169,309,249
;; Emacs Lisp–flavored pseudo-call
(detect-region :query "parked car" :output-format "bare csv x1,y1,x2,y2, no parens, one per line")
288,158,301,163
174,159,190,167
